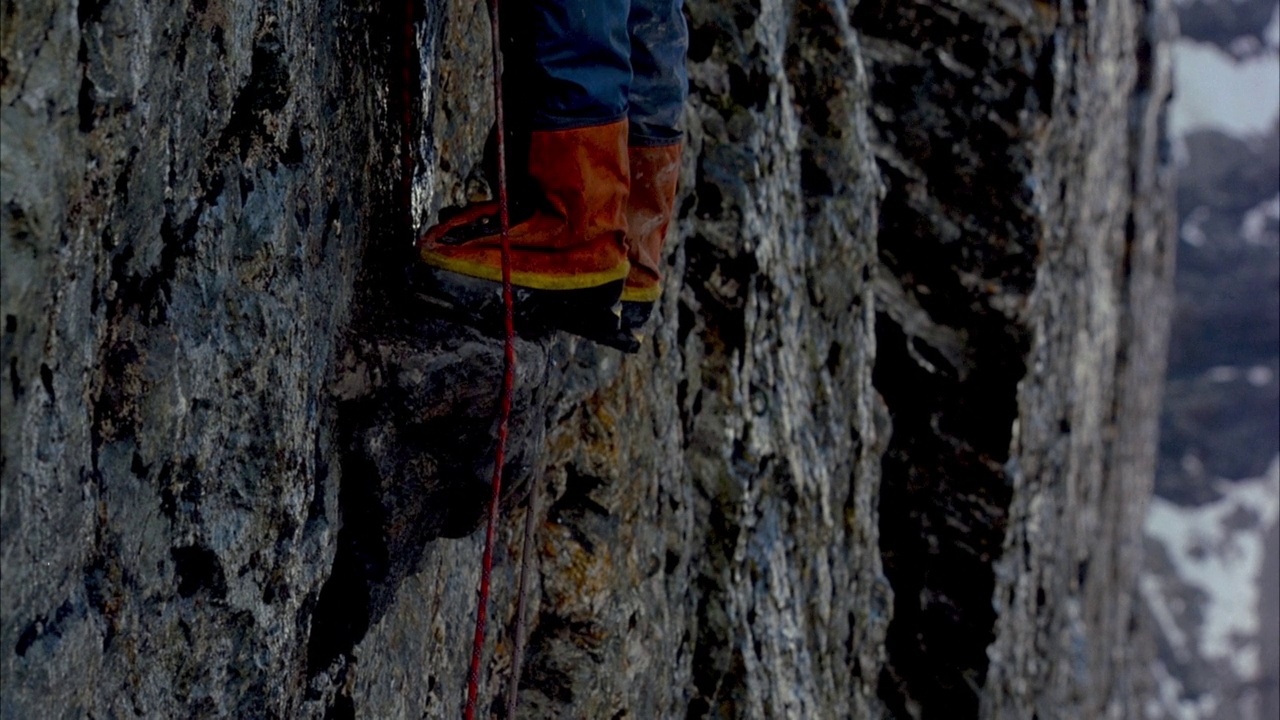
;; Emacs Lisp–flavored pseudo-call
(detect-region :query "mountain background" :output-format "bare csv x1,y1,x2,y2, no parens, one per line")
1142,1,1280,718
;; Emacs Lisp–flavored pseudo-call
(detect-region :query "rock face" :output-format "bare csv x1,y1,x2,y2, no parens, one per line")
1,0,1173,718
857,2,1176,717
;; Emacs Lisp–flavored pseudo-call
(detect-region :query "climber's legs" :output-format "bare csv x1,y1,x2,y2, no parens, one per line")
627,0,688,146
526,0,631,131
416,0,634,344
620,0,687,338
416,0,687,350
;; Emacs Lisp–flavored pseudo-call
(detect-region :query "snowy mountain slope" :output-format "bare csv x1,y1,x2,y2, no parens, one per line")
1145,1,1280,718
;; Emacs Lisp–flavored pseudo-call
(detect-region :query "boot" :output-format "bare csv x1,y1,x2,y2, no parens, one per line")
416,120,632,344
619,141,683,344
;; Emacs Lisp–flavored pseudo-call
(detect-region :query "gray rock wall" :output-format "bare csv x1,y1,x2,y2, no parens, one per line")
858,1,1175,717
1,0,1173,718
3,0,372,715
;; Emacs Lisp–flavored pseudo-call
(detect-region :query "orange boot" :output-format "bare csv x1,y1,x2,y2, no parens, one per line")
416,120,632,342
619,141,683,343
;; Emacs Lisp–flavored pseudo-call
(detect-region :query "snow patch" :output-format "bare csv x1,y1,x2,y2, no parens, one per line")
1145,456,1280,681
1182,452,1207,478
1181,205,1212,247
1246,364,1275,387
1145,657,1220,720
1240,194,1280,245
1170,39,1280,141
1206,365,1241,383
1140,572,1192,661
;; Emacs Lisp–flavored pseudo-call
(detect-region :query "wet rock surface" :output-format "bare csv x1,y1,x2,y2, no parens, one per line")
2,0,1173,718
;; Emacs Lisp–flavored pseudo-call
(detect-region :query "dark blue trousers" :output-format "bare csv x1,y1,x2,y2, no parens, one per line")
510,0,687,144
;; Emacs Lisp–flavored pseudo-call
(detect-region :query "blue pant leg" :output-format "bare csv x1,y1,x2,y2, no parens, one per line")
529,0,632,130
627,0,688,144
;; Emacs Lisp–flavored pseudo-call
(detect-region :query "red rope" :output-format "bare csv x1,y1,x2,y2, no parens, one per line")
504,483,538,720
463,0,516,717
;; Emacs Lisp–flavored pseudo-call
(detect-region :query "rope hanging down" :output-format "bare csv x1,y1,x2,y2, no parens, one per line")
463,0,518,717
401,0,526,714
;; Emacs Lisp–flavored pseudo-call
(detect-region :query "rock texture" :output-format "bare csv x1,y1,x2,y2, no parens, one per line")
1,1,1173,719
857,2,1176,717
